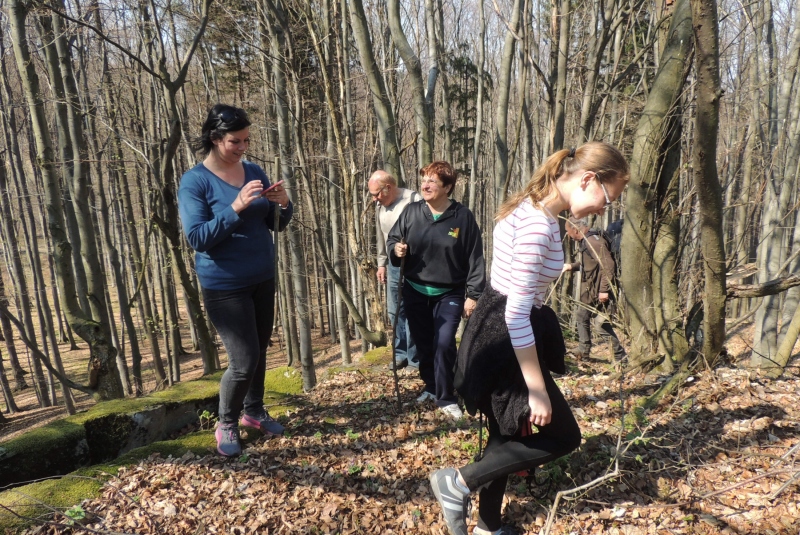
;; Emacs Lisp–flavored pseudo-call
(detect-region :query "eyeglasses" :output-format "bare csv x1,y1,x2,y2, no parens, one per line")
370,184,389,199
421,176,442,187
599,181,613,207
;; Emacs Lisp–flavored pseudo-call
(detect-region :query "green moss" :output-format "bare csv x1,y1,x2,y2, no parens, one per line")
0,476,104,531
263,366,303,395
363,346,392,366
66,371,224,426
0,432,215,531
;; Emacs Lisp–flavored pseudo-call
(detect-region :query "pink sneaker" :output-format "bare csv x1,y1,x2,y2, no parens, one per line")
240,412,285,437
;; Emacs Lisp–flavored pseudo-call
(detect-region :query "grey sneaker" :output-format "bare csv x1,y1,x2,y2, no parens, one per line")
215,423,242,457
240,412,285,437
416,391,436,403
429,468,470,535
390,358,409,370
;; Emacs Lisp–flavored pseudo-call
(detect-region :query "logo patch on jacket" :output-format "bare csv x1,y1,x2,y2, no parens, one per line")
448,227,460,238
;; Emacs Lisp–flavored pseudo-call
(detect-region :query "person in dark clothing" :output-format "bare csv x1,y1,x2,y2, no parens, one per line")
429,142,630,535
386,161,485,420
178,104,293,457
563,217,626,361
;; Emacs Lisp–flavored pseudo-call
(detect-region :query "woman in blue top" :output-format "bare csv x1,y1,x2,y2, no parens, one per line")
178,104,293,456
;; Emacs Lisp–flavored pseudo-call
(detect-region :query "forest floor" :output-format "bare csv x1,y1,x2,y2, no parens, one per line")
6,322,800,534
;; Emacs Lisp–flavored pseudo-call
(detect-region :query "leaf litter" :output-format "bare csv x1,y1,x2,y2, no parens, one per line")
22,351,800,534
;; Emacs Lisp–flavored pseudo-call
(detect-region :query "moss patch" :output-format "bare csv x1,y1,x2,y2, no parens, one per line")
363,346,392,366
0,475,104,532
0,431,214,532
263,366,303,395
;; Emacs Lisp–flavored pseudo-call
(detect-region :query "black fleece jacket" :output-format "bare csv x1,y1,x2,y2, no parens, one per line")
386,199,486,300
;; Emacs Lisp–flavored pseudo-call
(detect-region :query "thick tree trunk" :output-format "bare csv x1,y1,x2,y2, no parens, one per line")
621,0,692,364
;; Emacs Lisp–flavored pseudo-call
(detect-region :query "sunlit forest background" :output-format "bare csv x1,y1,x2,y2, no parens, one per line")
1,0,799,420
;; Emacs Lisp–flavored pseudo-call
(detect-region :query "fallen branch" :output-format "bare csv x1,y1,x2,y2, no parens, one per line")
541,465,620,535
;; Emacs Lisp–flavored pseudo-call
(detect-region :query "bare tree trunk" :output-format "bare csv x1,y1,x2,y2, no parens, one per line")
494,0,523,206
469,0,486,214
347,0,401,179
387,0,433,166
9,0,123,400
550,0,571,153
621,0,692,364
264,0,316,389
690,0,726,363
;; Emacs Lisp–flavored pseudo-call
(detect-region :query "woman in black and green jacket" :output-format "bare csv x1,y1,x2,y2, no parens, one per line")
387,161,485,419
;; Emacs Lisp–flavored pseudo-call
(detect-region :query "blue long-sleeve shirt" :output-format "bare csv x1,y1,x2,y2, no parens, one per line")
178,161,293,290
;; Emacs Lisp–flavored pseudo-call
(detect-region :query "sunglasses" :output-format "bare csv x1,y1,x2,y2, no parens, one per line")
215,108,243,125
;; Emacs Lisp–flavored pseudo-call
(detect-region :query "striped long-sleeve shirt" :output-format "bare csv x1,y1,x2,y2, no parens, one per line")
490,200,564,349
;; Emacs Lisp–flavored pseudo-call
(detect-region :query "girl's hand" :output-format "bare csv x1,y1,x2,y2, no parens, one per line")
463,298,477,318
528,388,552,427
232,181,263,213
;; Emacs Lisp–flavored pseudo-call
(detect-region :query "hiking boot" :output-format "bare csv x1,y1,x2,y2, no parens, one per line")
215,423,242,457
439,403,463,419
240,411,285,437
416,391,436,403
389,358,409,371
429,468,470,535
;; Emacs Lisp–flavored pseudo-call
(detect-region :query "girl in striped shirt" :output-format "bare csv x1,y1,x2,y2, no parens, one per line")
429,142,630,535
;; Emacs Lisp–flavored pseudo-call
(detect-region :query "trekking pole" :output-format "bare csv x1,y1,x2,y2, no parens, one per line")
390,238,406,411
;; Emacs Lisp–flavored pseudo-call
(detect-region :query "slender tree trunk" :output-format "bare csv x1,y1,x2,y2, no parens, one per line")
9,0,123,400
387,0,432,167
347,0,401,178
494,0,523,206
469,0,486,214
550,0,571,153
690,0,726,363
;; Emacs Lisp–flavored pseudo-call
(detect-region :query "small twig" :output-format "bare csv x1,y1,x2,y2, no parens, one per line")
541,467,620,535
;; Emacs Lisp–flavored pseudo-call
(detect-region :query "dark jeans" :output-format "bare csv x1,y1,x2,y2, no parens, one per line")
576,301,626,360
459,370,582,531
202,279,275,425
403,285,464,407
387,264,417,366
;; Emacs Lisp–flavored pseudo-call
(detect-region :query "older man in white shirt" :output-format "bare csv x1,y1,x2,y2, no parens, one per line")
369,170,421,369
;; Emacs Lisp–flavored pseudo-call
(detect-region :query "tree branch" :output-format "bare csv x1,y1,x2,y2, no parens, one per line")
32,0,163,81
727,274,800,299
0,302,94,395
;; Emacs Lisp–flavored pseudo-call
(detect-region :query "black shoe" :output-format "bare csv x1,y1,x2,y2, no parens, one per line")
389,358,409,370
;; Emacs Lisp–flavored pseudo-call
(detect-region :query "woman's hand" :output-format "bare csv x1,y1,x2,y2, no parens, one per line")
463,297,477,318
394,242,408,258
263,182,290,208
232,181,264,213
528,388,552,427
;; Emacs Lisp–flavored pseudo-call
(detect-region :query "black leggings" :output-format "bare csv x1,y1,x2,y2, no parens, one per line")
458,370,582,531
